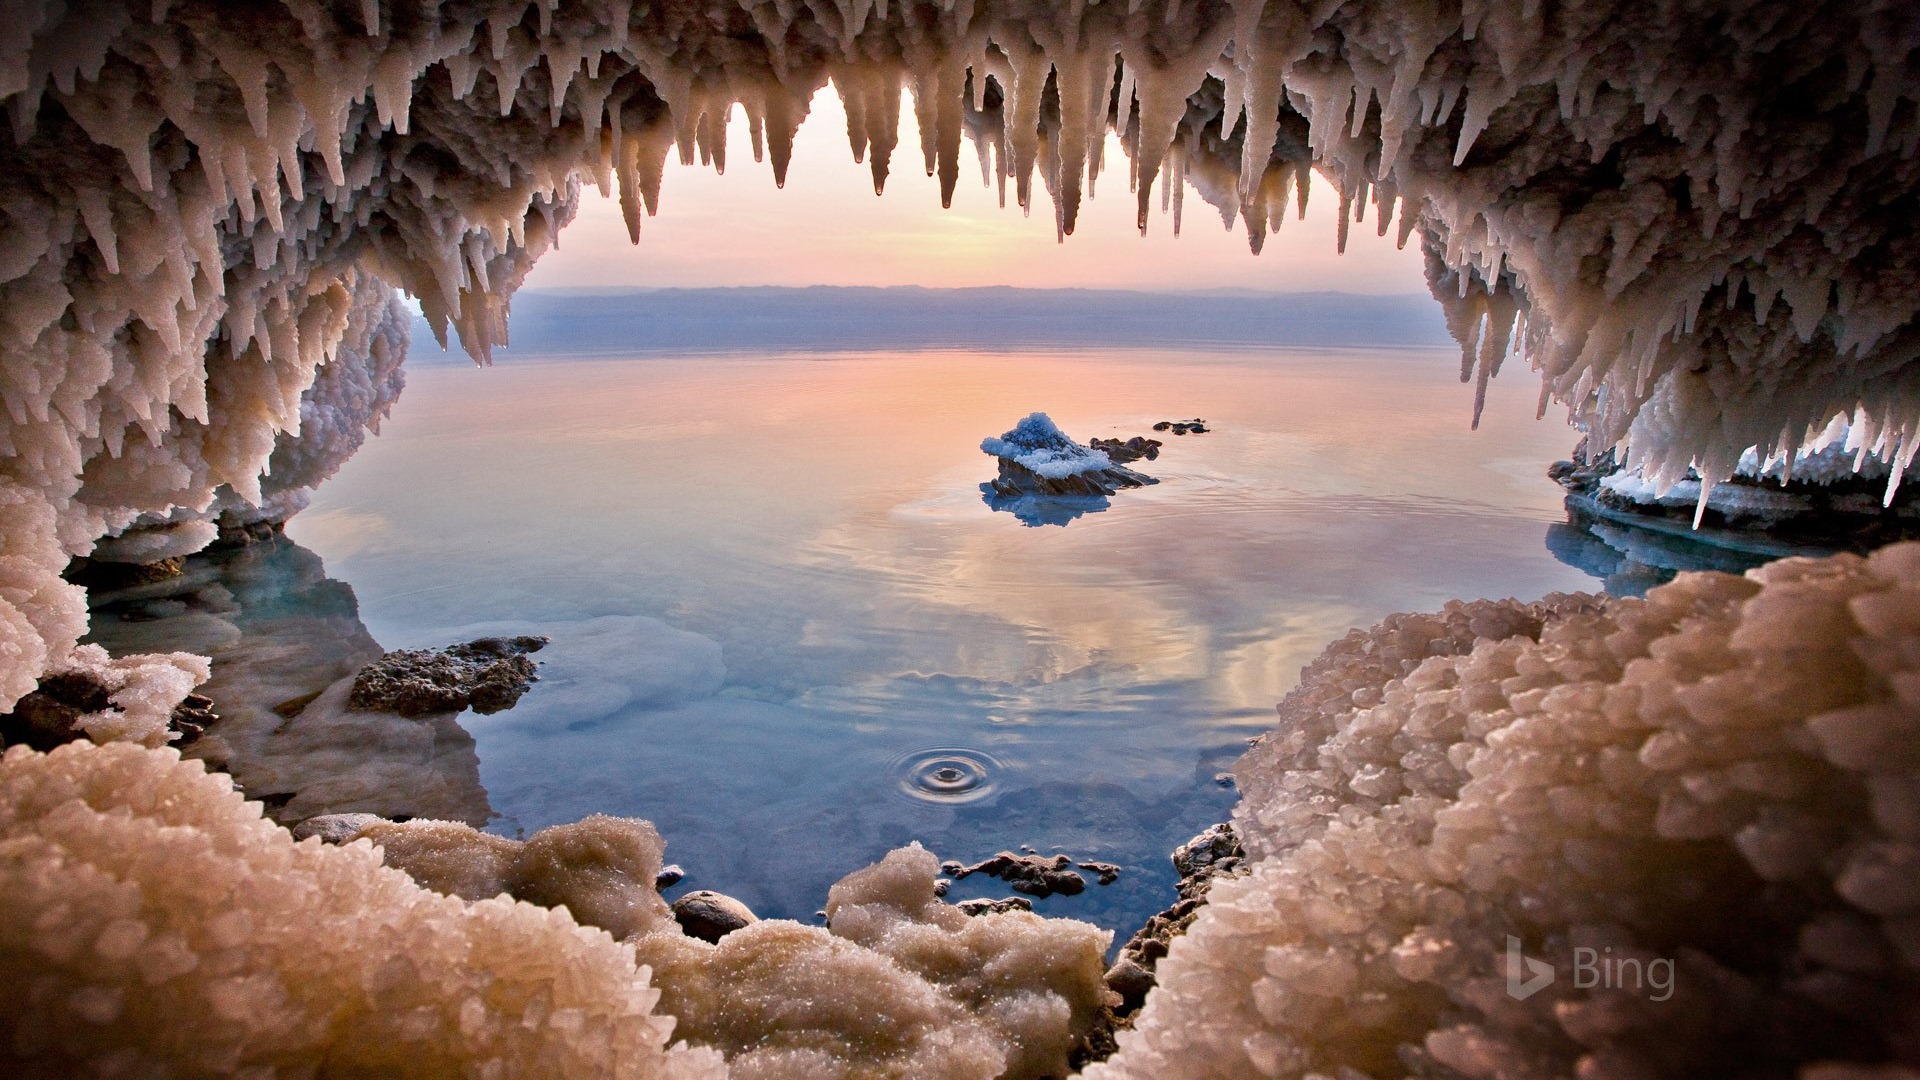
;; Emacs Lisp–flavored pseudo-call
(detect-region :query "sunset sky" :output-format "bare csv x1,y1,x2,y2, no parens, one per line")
524,87,1430,294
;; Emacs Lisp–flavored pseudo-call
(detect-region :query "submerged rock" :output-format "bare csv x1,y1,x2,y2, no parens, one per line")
671,890,759,943
348,636,548,718
981,413,1158,499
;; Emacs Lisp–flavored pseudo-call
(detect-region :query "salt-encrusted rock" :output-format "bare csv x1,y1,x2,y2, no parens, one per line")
348,636,547,718
949,851,1088,898
291,812,386,844
1078,860,1123,885
0,671,114,751
982,413,1158,499
1170,822,1243,883
956,896,1036,916
0,646,209,751
1554,438,1920,547
1087,549,1920,1080
670,890,759,943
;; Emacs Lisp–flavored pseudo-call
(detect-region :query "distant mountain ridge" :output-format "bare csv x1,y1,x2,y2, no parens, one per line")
410,286,1454,360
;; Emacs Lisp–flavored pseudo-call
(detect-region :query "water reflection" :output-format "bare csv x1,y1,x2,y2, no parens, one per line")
279,345,1600,936
83,537,493,826
982,489,1111,526
1544,498,1780,597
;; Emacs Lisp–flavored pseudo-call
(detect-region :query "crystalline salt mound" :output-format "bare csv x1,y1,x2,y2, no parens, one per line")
1087,543,1920,1080
0,740,726,1078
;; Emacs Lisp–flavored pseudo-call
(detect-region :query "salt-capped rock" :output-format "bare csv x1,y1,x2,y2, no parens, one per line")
981,413,1158,499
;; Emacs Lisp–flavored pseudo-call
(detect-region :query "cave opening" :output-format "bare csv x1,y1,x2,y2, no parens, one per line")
4,3,1920,1078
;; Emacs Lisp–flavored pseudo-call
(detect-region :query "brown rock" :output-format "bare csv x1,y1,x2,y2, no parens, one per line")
671,890,758,943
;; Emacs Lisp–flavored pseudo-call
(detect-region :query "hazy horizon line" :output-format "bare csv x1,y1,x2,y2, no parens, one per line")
519,283,1437,298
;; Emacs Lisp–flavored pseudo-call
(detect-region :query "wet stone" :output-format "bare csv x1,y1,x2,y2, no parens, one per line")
1077,860,1122,886
949,852,1087,898
672,890,758,943
348,636,548,718
1108,822,1250,1015
1104,957,1156,1013
654,864,685,889
1088,436,1161,463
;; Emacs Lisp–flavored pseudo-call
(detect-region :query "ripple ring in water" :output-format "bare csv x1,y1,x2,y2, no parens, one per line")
893,748,1004,804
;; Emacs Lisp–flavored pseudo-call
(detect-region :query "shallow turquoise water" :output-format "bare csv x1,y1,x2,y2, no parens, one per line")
287,345,1600,937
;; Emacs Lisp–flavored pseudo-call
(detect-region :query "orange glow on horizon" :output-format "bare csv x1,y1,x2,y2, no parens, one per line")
524,87,1430,294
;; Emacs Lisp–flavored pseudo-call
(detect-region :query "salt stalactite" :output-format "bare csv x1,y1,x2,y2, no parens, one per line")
2,0,1909,716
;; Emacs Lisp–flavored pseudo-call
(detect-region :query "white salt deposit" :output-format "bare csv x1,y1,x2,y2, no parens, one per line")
980,412,1115,480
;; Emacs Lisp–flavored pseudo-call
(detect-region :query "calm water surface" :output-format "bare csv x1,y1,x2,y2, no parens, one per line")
289,345,1599,937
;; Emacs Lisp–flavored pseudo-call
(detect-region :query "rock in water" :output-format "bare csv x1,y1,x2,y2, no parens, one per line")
348,636,548,717
981,413,1157,499
948,851,1089,898
1088,436,1162,463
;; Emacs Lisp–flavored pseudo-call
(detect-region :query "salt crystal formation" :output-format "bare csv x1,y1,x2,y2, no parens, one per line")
364,821,1115,1079
635,844,1115,1080
363,814,675,938
0,740,726,1078
1564,421,1920,544
1088,544,1920,1080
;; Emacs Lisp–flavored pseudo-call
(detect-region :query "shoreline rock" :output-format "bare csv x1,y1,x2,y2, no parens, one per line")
1103,822,1247,1015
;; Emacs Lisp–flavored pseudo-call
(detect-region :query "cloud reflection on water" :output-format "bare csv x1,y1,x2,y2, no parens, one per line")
292,345,1601,932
